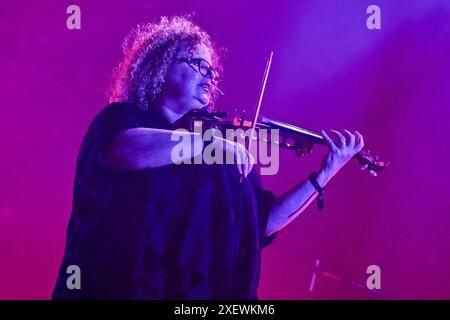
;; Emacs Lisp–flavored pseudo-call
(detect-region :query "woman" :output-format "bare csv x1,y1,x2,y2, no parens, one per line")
52,15,363,300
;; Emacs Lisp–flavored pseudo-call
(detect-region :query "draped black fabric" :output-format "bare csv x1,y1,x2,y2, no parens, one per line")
52,102,277,300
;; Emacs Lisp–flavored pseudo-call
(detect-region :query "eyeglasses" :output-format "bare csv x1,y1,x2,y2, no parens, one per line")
176,57,219,80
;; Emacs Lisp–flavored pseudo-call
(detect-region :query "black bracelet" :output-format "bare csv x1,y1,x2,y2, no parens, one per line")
308,172,325,211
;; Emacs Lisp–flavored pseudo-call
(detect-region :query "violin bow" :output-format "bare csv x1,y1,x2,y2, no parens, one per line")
238,51,274,182
248,51,274,155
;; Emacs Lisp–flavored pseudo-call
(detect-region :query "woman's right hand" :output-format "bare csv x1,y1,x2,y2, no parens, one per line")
212,137,255,178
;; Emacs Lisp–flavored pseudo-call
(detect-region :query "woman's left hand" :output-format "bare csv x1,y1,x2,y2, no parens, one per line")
318,129,364,186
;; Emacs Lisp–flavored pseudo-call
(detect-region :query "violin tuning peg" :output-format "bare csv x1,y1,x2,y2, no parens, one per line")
369,169,378,177
295,150,304,157
361,164,368,171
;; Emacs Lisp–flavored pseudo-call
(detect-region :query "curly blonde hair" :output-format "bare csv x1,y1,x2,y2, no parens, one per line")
108,15,223,111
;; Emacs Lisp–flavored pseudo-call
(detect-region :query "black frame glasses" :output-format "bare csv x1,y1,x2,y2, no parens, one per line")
176,57,219,80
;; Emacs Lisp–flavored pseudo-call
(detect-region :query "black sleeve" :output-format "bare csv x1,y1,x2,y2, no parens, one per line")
77,102,149,179
247,170,279,249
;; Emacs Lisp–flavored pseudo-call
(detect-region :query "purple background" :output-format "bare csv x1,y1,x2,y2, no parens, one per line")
1,0,449,299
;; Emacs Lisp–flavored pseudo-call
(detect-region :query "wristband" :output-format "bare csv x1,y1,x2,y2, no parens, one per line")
308,172,325,211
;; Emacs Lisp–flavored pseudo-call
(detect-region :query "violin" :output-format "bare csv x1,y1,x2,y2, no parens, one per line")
174,107,388,176
175,51,388,177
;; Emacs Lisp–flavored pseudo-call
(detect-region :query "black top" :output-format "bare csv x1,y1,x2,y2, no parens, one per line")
52,102,277,300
